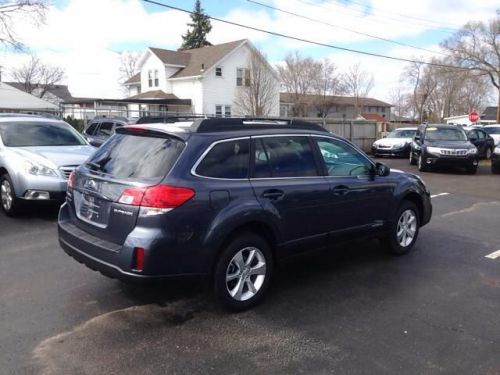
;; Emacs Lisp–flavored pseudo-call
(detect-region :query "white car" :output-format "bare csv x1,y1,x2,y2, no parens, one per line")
372,127,417,157
483,125,500,146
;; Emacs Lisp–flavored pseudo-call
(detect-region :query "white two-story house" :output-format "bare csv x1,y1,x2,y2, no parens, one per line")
124,39,280,117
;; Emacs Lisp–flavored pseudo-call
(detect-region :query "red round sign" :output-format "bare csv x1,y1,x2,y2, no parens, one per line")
469,111,479,123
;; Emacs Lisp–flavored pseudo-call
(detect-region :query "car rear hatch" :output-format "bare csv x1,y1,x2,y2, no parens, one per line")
67,127,186,244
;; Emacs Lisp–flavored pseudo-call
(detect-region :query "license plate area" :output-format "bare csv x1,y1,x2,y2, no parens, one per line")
74,191,110,228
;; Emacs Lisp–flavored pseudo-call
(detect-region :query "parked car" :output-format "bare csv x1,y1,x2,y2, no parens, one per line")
491,146,500,174
409,124,479,174
58,118,432,311
372,127,417,157
0,115,95,216
483,125,500,146
82,116,131,147
463,127,495,159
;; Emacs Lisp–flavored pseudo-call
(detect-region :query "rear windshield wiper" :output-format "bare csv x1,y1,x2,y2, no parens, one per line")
85,161,103,171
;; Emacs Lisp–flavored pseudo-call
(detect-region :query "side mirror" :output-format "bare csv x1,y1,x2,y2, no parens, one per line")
375,162,390,177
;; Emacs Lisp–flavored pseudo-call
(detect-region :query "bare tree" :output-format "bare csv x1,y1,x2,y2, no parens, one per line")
311,59,344,118
277,51,321,116
119,51,140,83
10,55,64,98
234,48,278,116
0,1,48,50
441,16,500,122
343,63,374,118
388,86,411,120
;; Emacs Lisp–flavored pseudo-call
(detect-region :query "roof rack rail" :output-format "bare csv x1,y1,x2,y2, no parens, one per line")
136,114,211,124
191,117,329,133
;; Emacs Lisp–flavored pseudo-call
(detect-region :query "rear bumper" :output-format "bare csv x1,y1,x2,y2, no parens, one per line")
58,203,207,281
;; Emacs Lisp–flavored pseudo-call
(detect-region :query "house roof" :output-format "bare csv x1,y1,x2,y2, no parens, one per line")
280,93,392,107
143,40,246,80
4,82,73,101
124,72,141,85
0,82,59,110
149,47,191,66
127,90,179,100
362,113,386,122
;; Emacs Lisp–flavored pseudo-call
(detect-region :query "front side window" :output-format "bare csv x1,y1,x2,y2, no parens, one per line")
252,136,318,178
315,137,372,177
196,139,250,179
0,122,86,147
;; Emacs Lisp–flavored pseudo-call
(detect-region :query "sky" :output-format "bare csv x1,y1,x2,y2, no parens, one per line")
1,0,498,102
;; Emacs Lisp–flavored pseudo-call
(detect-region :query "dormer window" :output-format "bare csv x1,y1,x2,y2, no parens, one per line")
215,67,222,77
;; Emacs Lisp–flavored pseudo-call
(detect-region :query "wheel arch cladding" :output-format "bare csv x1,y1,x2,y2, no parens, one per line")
402,192,423,224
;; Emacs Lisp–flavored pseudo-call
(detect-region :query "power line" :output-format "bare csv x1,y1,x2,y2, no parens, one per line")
296,0,459,34
247,0,446,56
333,0,464,29
142,0,470,71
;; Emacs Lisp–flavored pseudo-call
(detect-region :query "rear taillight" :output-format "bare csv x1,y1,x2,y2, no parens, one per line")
133,247,145,271
68,171,75,189
118,185,195,209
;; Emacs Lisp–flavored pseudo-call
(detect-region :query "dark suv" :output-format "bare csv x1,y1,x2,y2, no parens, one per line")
82,117,133,147
409,124,479,174
58,118,432,310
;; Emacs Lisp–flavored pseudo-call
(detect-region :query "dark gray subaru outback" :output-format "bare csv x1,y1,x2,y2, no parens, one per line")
58,118,432,311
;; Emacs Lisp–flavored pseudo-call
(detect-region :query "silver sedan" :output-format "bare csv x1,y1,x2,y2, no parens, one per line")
0,115,96,216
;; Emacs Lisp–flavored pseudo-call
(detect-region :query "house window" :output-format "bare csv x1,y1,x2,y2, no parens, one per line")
236,68,250,86
216,105,231,117
154,70,159,87
215,67,222,77
148,70,153,87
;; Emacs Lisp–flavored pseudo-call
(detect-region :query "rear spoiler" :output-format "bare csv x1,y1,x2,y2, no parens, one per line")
115,126,186,141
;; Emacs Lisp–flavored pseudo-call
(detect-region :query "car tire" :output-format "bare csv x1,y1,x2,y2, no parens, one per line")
492,163,500,174
0,174,20,216
485,147,493,160
381,201,420,256
409,151,417,165
214,232,273,312
417,154,428,171
466,164,478,174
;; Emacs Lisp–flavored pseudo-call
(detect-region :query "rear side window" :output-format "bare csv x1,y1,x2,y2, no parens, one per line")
253,136,318,178
87,134,184,179
195,139,250,179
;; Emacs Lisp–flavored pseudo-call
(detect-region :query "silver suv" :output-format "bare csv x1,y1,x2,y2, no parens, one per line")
0,115,95,216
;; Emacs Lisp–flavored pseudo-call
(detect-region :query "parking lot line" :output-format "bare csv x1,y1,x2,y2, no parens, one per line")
430,193,450,198
485,250,500,260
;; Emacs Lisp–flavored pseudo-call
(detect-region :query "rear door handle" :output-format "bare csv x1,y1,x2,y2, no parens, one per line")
262,189,285,200
332,185,350,196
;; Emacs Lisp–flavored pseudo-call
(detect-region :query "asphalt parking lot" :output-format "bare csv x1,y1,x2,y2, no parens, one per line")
1,158,500,375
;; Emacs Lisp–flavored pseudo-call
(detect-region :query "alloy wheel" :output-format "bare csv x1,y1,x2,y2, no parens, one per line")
1,179,13,211
226,246,267,301
396,209,417,247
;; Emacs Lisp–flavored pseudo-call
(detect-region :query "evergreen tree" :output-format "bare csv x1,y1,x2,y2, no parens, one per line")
180,0,212,50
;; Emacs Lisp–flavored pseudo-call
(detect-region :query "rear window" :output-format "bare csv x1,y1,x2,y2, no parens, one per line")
87,133,184,179
0,122,87,147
